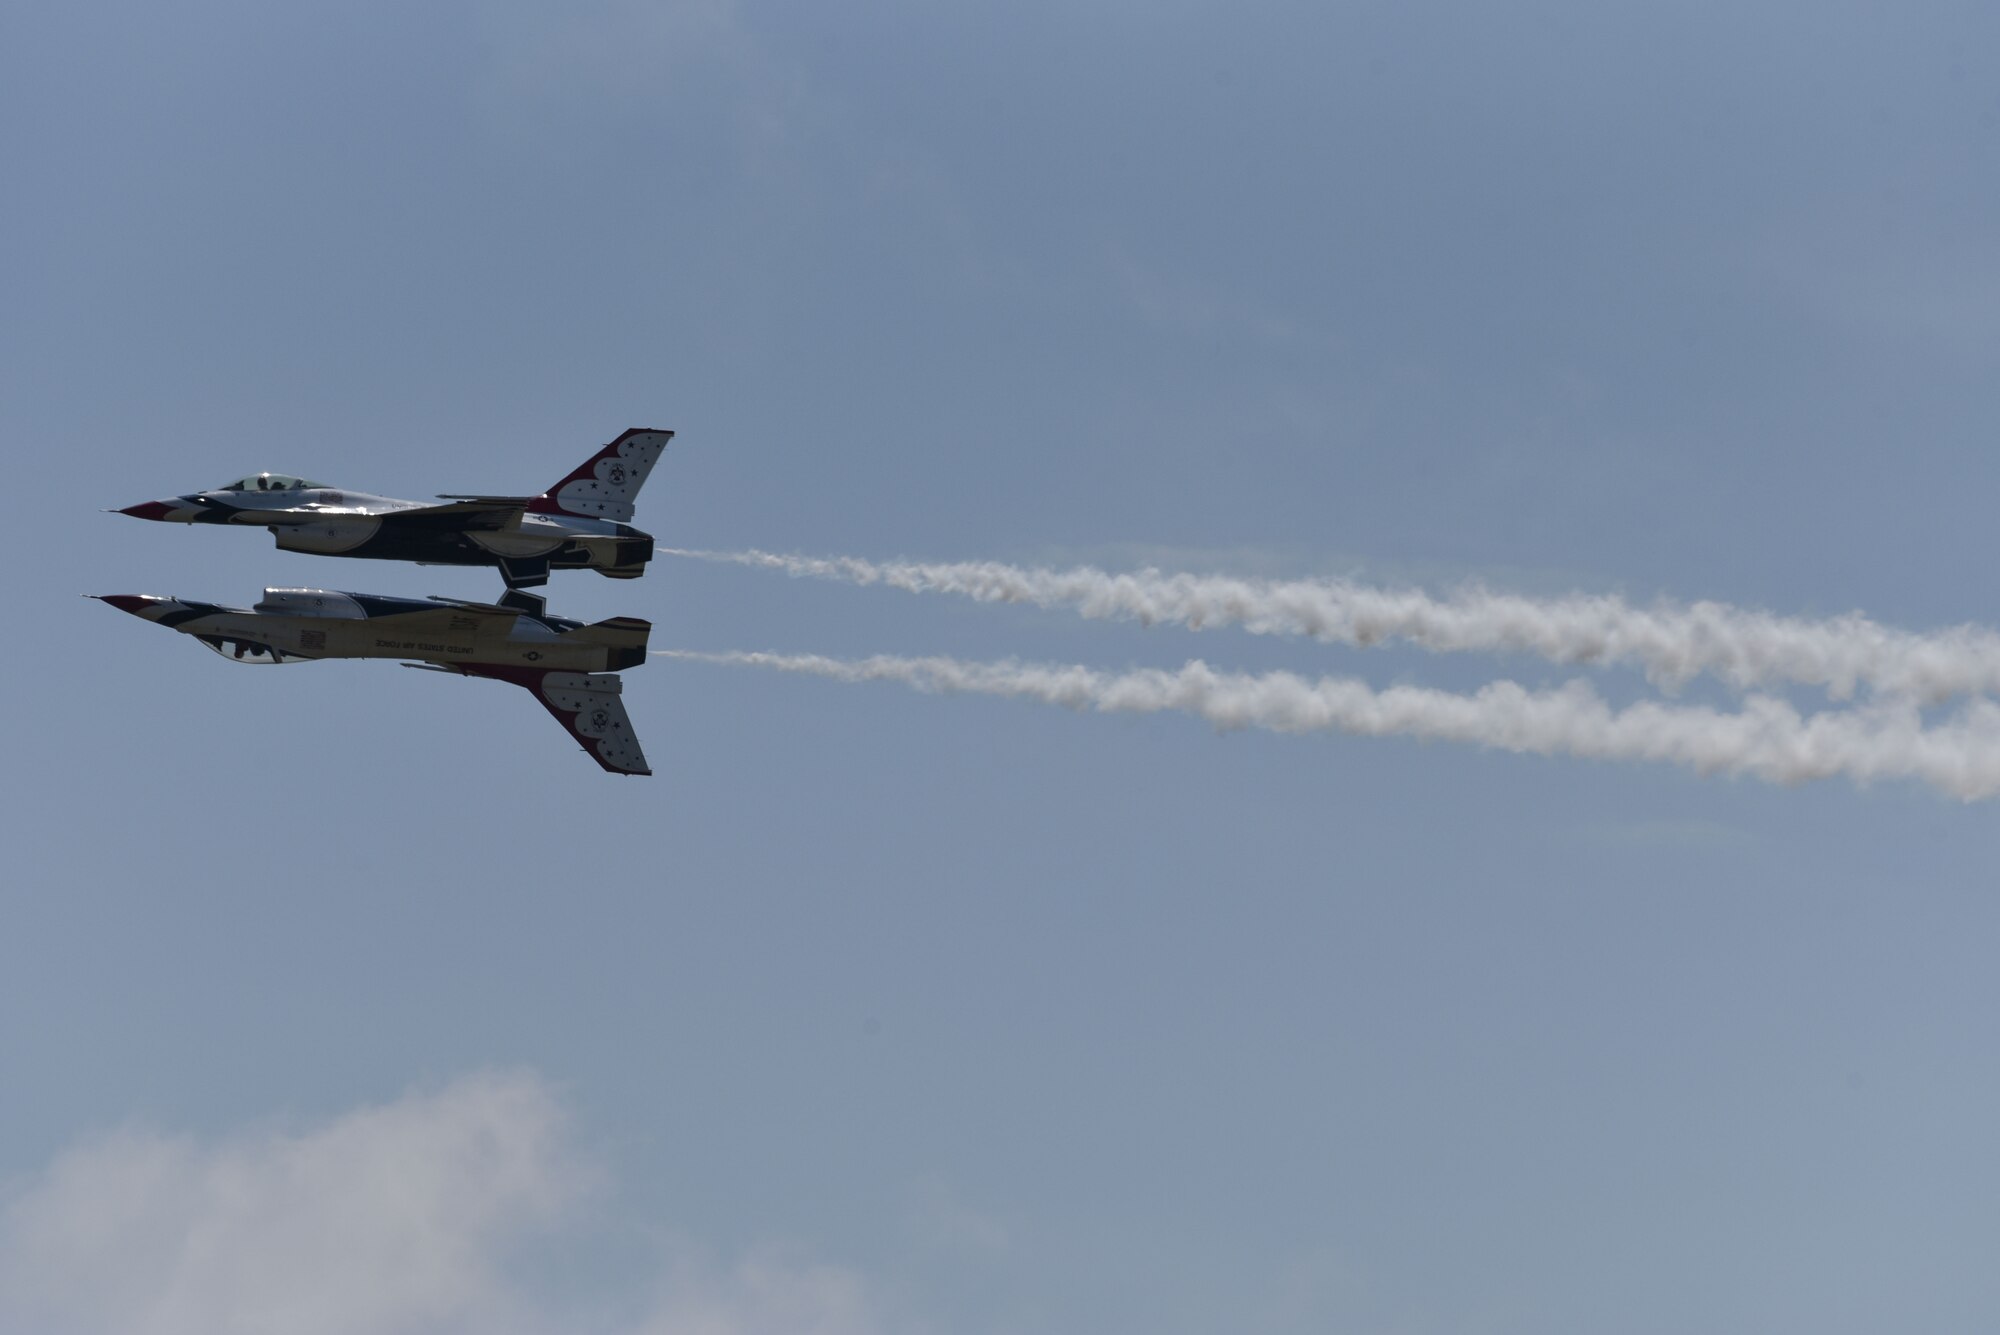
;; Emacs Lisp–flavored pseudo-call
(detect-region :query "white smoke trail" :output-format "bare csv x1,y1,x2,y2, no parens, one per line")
658,649,2000,800
664,549,2000,703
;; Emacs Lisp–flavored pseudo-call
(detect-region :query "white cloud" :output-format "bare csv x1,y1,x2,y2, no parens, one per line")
0,1072,893,1335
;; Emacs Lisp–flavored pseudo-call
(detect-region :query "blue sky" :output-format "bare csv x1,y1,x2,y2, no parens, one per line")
7,2,2000,1331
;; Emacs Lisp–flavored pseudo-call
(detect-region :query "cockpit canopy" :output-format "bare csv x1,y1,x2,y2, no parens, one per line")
195,635,295,664
214,472,329,493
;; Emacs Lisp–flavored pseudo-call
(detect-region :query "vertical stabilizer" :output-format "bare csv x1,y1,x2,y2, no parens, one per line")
453,665,653,775
526,428,672,523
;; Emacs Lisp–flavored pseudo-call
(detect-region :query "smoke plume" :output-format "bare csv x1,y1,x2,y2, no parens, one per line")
666,549,2000,703
659,650,2000,799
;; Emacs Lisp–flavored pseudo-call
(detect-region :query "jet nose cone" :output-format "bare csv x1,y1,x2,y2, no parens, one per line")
93,594,161,617
117,500,176,521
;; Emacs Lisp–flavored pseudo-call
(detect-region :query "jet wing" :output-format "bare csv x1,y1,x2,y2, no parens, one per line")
453,665,651,775
381,498,532,531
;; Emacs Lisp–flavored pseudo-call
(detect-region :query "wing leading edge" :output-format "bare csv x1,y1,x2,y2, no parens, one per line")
383,498,531,530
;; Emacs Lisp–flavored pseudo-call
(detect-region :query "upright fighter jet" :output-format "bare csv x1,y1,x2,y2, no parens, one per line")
93,587,654,774
115,428,671,589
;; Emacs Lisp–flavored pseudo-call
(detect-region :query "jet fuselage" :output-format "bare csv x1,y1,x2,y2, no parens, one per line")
95,589,655,774
114,428,672,589
97,589,647,672
121,487,653,580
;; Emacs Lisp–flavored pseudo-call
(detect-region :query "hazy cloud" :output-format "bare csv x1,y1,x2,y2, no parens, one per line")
0,1072,893,1335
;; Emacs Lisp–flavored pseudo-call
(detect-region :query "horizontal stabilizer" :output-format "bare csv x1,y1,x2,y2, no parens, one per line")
563,615,651,670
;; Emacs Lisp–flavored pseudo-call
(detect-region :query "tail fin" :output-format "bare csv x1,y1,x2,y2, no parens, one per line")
454,665,652,775
563,615,652,670
525,428,673,523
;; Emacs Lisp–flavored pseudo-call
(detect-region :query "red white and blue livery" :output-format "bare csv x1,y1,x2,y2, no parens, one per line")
94,587,654,775
115,428,671,590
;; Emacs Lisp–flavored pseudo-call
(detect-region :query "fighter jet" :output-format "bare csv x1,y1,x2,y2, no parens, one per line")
94,587,653,775
114,428,671,590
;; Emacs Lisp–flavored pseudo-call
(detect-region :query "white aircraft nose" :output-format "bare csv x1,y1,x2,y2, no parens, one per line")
116,500,180,521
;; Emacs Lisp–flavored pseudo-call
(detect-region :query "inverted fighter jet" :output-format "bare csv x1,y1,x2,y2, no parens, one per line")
114,428,671,589
94,587,653,774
